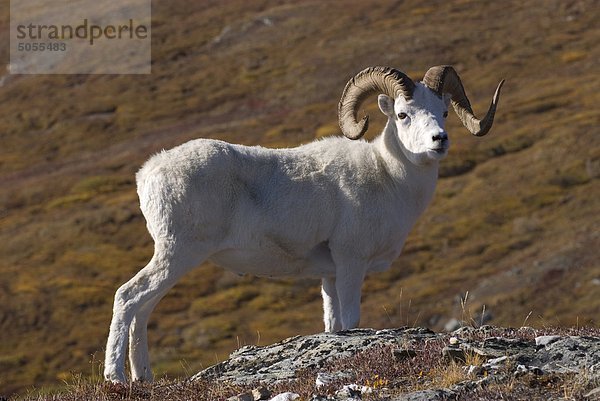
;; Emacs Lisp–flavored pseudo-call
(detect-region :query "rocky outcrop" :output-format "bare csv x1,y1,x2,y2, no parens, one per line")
192,327,600,400
194,327,437,386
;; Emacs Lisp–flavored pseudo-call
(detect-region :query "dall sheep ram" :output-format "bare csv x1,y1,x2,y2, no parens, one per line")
104,65,504,383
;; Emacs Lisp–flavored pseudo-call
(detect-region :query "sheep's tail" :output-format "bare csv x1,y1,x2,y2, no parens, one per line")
136,156,176,242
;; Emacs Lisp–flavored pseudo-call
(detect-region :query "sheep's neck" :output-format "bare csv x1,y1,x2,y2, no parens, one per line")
374,120,439,214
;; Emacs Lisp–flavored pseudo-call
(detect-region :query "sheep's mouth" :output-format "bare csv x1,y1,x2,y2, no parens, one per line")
429,147,448,154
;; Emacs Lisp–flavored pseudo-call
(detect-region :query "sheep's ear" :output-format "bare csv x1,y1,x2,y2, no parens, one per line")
378,94,395,118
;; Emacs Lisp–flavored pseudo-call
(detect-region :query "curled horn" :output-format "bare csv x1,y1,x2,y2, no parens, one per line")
338,66,415,140
422,65,504,137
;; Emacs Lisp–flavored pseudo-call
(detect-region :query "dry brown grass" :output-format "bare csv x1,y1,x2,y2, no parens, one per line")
1,0,599,396
14,327,600,400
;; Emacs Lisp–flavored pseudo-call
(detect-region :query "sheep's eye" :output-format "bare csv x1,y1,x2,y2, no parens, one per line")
398,112,408,120
443,111,449,118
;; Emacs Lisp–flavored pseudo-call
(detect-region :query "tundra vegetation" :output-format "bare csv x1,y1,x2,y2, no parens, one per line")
15,326,600,400
0,0,598,397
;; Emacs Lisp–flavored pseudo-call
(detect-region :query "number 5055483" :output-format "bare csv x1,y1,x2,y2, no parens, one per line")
17,42,66,51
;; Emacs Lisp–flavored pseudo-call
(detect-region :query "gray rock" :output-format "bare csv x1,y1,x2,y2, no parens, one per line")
442,345,466,363
227,393,254,401
315,371,353,387
525,336,600,374
310,396,333,401
514,364,544,377
193,326,600,401
252,386,272,400
535,335,561,346
268,393,299,401
335,384,364,400
310,394,335,401
390,389,456,401
192,327,437,385
584,387,600,399
484,355,509,369
460,336,533,359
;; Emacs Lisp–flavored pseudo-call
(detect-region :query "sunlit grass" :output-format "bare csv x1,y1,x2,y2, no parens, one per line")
1,0,599,396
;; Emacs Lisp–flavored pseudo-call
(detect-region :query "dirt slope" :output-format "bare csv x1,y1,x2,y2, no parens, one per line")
0,0,598,395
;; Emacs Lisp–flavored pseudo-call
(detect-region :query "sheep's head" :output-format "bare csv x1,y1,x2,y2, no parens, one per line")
338,65,504,165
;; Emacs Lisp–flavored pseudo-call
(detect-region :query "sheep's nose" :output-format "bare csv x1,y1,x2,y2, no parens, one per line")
432,132,448,142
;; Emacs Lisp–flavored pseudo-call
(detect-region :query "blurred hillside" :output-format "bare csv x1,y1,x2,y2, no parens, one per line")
0,0,598,396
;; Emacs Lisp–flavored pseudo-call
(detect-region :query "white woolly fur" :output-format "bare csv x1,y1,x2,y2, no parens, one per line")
104,82,453,383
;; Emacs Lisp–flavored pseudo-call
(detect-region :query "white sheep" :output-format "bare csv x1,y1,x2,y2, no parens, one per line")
104,65,504,383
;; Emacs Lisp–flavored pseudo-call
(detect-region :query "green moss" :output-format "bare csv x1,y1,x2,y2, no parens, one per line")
46,192,95,209
190,286,260,317
71,175,132,195
0,353,28,370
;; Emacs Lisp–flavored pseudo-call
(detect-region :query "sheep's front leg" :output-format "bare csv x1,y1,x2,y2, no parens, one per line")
321,277,342,332
333,258,366,330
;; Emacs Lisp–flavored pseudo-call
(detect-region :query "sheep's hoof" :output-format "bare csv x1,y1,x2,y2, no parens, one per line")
104,369,127,384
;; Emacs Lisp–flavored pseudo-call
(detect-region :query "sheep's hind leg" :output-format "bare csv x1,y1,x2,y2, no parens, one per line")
128,289,168,382
321,277,342,332
104,243,206,383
